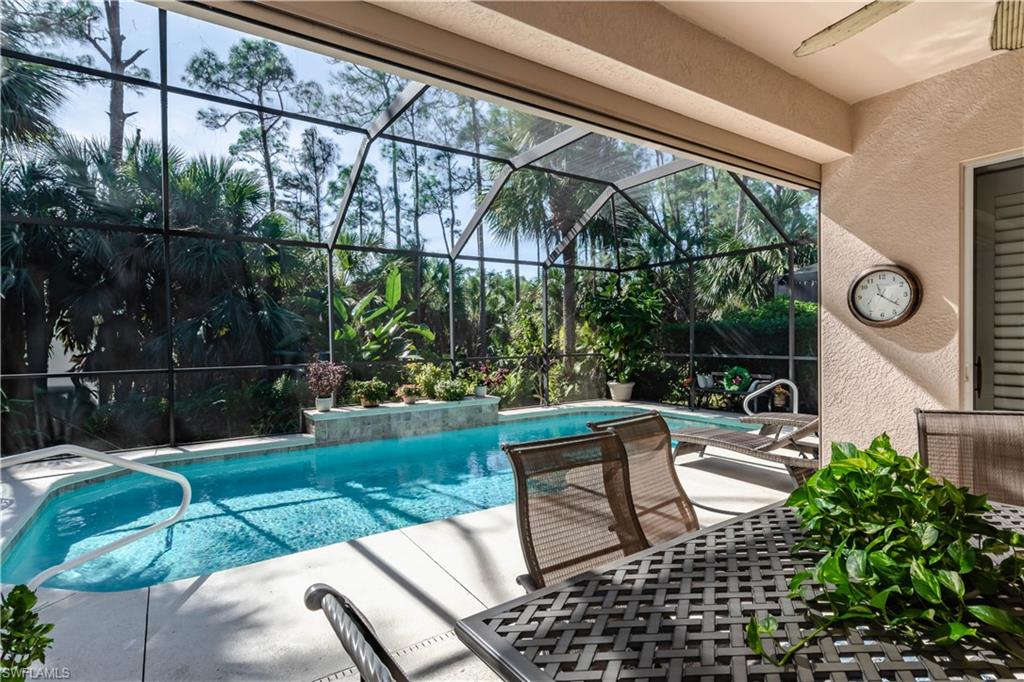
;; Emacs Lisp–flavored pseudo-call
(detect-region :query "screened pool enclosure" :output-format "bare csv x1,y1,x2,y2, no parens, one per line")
0,1,819,454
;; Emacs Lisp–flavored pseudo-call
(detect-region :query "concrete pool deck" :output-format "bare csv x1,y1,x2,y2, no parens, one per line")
16,447,795,682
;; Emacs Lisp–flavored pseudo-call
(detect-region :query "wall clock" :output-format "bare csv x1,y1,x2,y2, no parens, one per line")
847,264,921,327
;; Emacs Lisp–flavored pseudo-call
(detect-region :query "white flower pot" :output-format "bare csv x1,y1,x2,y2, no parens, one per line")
315,397,333,412
474,385,487,397
607,381,635,402
696,374,713,389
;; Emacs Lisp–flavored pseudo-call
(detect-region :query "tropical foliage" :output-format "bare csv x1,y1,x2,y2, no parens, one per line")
748,435,1024,665
0,0,818,454
1,585,54,682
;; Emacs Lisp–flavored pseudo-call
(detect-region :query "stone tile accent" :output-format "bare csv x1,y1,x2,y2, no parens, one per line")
304,397,500,445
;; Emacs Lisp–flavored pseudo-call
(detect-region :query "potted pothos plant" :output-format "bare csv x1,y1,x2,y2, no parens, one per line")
306,359,348,411
747,435,1024,666
579,275,664,402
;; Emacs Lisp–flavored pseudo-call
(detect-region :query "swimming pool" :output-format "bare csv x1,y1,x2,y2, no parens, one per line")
3,408,741,591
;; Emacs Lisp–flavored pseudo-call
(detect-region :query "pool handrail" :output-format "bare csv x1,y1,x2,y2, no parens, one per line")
1,445,191,590
742,378,799,415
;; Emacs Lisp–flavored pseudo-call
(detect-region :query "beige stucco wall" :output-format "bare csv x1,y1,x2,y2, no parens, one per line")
820,50,1024,454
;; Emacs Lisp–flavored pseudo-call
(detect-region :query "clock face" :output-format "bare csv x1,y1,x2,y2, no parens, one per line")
849,266,920,326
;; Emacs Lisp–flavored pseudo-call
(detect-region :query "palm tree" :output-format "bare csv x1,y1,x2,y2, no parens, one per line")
485,114,633,370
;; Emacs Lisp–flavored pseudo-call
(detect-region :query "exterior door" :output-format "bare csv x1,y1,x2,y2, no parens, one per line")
975,162,1024,409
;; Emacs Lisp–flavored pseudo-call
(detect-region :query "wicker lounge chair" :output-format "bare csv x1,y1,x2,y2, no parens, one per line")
672,413,820,486
916,409,1024,506
304,583,409,682
587,411,699,544
502,431,649,591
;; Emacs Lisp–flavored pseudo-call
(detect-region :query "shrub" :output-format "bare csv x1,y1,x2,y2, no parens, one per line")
350,378,389,406
1,585,53,682
406,363,449,400
434,379,466,402
306,360,348,398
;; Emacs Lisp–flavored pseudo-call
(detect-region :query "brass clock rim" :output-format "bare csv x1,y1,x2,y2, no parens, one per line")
847,263,922,328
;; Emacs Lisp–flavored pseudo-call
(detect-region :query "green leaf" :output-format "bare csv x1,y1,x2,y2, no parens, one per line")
745,617,764,653
830,441,859,461
869,585,900,610
385,268,402,309
947,541,977,573
932,621,976,644
909,559,942,604
846,550,869,583
912,523,939,550
967,605,1024,636
937,570,964,599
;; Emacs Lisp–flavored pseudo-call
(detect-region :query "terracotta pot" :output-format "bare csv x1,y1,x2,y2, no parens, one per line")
607,381,635,401
359,398,381,408
401,395,418,405
315,397,333,412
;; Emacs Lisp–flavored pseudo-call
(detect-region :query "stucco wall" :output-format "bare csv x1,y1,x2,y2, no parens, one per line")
820,51,1024,454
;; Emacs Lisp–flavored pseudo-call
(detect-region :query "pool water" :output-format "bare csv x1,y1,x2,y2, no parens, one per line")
3,409,740,591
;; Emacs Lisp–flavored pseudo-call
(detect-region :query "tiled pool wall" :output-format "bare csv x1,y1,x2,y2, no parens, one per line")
303,396,501,444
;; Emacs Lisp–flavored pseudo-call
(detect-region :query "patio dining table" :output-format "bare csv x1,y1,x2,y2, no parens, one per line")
456,501,1024,681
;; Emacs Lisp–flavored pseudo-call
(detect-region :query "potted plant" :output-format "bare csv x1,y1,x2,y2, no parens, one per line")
351,378,389,408
434,378,466,402
748,435,1024,666
396,384,419,405
579,275,664,402
772,384,789,408
482,364,509,395
306,359,348,412
462,365,487,397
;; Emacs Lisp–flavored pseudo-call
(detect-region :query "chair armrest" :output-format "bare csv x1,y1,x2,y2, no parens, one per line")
516,573,540,593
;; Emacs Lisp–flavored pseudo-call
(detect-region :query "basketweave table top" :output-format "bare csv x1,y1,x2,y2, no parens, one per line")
456,501,1024,682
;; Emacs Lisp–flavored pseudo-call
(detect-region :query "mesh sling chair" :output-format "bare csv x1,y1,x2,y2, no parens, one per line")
502,431,650,591
305,584,409,682
671,413,821,486
587,411,700,544
916,409,1024,506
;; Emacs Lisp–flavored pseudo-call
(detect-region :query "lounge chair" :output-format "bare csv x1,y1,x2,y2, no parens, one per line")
916,409,1024,505
502,431,649,591
304,583,409,682
587,411,699,544
672,413,820,486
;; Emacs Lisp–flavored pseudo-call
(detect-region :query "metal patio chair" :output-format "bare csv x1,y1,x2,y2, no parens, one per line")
588,411,700,544
502,431,649,591
916,409,1024,505
305,583,410,682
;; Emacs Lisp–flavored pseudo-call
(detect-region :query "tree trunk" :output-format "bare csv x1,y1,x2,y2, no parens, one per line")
258,112,277,211
25,268,52,448
734,185,746,237
105,1,127,161
390,140,401,244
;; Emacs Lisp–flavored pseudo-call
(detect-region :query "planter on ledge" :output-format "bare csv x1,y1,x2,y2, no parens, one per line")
607,381,635,401
315,397,333,412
